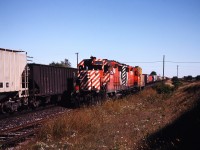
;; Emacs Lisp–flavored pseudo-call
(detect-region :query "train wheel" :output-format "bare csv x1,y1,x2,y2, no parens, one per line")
1,103,6,114
57,95,62,102
1,101,18,114
33,101,40,108
30,98,40,109
94,93,102,105
90,95,95,105
75,97,80,108
45,96,51,104
9,102,18,113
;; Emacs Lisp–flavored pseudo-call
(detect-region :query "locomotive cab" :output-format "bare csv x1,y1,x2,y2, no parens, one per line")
77,56,104,92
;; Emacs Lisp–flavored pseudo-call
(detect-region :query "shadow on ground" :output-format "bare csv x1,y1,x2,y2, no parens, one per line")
143,98,200,150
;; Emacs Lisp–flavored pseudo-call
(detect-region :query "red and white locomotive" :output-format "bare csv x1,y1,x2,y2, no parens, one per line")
73,56,145,104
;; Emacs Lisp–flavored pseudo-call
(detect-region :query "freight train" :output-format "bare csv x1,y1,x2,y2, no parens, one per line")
0,48,161,113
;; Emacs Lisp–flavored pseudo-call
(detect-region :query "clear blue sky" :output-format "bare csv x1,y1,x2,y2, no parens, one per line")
1,0,200,77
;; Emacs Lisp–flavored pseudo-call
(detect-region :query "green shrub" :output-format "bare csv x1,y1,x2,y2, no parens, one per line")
171,77,182,89
196,75,200,80
153,83,174,94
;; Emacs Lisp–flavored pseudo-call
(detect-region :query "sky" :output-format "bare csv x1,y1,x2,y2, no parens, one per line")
0,0,200,78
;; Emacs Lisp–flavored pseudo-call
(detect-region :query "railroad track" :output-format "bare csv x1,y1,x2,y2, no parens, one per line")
0,121,41,148
0,106,69,149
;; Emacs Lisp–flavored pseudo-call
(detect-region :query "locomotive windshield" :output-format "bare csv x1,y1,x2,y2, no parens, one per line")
80,59,103,70
93,65,102,70
94,61,103,65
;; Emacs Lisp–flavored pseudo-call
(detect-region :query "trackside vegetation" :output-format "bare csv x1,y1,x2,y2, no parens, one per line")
21,81,200,150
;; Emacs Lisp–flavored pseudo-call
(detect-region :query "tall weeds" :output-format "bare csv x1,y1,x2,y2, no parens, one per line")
30,86,184,149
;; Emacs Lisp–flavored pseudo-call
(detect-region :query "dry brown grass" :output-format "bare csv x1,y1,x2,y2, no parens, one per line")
22,81,200,150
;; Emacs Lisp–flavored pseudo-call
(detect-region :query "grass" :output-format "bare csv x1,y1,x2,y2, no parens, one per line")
21,81,200,150
28,88,166,150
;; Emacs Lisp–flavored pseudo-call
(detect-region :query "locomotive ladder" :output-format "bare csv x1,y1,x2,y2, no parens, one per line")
21,57,29,98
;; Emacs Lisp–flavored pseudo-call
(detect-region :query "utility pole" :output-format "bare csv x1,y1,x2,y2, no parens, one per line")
177,65,179,78
75,52,79,68
163,55,165,80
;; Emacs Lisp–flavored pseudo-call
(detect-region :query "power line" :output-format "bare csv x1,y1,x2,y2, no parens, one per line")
123,61,200,64
166,61,200,63
123,61,162,63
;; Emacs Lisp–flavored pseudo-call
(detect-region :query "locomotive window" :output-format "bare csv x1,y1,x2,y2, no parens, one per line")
93,65,102,70
94,61,103,65
6,82,9,88
126,68,129,72
79,65,84,71
0,82,3,88
104,65,109,73
118,66,122,71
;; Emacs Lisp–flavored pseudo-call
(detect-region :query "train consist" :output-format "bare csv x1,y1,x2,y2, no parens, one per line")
0,48,161,113
72,56,161,106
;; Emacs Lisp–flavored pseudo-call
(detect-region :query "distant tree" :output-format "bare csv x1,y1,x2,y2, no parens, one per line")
172,76,178,82
150,71,157,75
196,75,200,80
171,76,182,89
49,59,71,67
187,75,193,81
